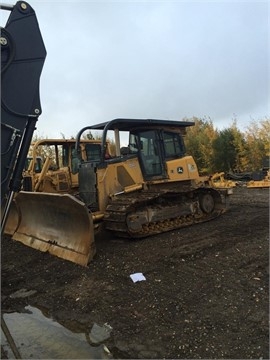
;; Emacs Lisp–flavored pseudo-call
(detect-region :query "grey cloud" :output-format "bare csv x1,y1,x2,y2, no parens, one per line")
6,0,267,137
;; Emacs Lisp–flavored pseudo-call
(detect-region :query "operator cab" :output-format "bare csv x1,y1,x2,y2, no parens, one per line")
76,118,194,181
129,129,186,179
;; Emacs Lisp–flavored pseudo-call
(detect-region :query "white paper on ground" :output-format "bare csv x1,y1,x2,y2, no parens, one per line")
130,272,146,283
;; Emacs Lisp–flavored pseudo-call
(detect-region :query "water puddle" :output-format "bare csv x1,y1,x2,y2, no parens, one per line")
1,305,112,359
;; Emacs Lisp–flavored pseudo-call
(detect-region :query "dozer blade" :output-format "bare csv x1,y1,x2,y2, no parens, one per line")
2,198,20,236
11,191,95,266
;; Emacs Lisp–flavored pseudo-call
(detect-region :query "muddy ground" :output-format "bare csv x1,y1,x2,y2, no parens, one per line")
1,187,269,359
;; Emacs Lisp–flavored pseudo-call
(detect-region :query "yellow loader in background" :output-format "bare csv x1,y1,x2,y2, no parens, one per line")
5,118,233,266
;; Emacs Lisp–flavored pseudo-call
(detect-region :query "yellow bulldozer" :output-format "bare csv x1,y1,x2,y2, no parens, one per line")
1,4,232,268
22,138,110,193
4,138,111,238
5,118,233,266
208,172,237,189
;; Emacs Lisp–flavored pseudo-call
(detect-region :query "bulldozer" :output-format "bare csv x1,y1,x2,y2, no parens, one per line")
22,138,111,193
4,137,112,237
5,118,233,266
1,3,232,268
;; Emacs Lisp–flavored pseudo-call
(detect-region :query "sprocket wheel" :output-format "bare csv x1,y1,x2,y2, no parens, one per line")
199,192,215,214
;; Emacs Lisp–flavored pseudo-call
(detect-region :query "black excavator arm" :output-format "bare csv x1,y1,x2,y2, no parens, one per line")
1,1,46,229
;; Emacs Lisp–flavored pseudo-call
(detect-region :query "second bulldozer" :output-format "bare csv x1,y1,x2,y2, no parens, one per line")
22,138,110,193
3,138,109,237
6,118,233,266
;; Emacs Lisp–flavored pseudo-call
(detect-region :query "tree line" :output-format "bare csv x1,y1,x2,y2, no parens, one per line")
33,117,269,175
184,117,269,174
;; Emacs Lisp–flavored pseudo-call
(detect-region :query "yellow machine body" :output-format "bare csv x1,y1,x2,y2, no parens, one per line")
4,119,232,266
208,172,237,189
247,170,270,188
23,138,109,193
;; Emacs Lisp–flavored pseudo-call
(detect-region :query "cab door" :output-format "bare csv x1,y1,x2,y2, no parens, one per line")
130,130,167,180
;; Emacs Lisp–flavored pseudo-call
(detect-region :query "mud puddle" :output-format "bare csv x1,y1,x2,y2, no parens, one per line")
1,305,112,359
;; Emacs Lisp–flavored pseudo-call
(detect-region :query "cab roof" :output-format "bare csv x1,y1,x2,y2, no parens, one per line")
89,118,194,131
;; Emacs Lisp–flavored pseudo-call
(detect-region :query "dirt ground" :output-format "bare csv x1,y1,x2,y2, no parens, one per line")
1,186,269,359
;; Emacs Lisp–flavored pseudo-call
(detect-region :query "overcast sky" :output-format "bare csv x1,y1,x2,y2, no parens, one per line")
1,0,269,138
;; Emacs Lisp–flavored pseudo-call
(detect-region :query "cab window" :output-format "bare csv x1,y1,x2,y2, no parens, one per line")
163,132,185,159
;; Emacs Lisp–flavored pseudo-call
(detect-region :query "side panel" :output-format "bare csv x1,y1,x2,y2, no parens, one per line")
166,156,200,181
97,157,144,212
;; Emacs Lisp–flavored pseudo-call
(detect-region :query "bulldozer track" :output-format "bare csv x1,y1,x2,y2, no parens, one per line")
104,188,225,238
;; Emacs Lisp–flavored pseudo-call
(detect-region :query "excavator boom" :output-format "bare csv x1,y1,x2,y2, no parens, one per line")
1,1,46,230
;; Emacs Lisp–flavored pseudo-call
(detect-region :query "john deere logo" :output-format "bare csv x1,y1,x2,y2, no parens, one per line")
177,167,183,174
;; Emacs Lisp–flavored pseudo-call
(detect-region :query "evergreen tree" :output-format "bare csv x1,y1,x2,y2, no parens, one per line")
212,129,238,172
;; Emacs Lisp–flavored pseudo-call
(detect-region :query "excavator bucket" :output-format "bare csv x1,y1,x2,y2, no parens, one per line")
9,192,95,266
